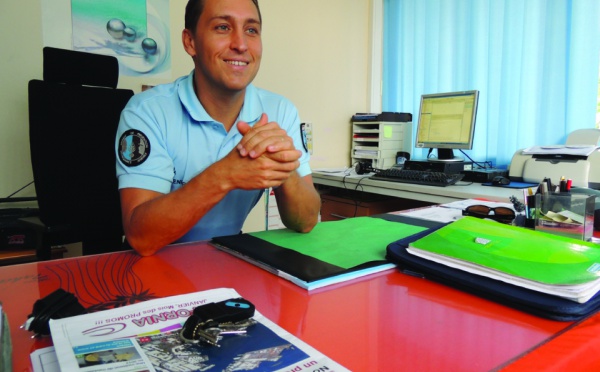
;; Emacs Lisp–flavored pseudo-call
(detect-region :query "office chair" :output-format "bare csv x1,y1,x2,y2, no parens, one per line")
28,47,134,257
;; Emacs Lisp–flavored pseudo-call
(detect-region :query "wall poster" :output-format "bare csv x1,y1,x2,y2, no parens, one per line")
42,0,171,79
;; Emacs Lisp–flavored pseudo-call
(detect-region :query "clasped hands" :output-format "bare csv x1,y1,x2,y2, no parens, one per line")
225,113,301,190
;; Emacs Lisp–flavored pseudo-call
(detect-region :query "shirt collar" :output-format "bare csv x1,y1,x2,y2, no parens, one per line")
179,70,263,126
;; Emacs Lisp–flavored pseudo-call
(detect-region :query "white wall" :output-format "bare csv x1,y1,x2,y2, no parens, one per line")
0,0,374,232
0,1,44,203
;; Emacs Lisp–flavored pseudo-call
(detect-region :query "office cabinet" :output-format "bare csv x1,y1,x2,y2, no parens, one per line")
319,191,432,221
320,194,403,221
351,121,412,170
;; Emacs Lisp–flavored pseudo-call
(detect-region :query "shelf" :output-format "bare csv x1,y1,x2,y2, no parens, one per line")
351,121,413,169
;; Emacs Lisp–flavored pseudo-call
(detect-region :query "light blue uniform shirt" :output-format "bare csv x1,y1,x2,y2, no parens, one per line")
116,71,311,243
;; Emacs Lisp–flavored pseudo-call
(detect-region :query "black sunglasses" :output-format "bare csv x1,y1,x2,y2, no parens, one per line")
462,204,516,223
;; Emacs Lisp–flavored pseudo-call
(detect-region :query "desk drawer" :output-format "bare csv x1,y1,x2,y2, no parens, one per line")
320,195,407,221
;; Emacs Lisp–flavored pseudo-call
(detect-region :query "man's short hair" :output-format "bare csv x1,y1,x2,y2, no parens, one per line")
185,0,262,33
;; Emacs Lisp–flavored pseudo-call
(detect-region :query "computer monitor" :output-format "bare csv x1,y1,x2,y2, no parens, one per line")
415,90,479,162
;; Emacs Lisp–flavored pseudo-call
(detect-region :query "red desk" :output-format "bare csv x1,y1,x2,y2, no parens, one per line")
1,241,600,371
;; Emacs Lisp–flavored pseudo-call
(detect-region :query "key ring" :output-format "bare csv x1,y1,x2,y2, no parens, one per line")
179,298,256,346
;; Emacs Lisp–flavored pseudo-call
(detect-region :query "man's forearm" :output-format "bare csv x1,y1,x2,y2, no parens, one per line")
274,172,321,233
122,166,233,255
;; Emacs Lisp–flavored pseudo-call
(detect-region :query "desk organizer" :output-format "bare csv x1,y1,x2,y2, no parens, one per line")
535,193,595,241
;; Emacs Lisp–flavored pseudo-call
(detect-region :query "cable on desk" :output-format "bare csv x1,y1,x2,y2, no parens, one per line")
340,170,371,218
458,150,494,169
4,181,35,199
350,176,371,217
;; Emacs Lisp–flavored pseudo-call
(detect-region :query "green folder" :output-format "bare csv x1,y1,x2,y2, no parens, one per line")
408,217,600,286
250,217,425,269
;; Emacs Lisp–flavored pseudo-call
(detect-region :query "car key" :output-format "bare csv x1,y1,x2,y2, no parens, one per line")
180,297,255,346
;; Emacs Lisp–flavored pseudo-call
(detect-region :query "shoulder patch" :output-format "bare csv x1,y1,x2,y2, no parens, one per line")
118,129,151,167
300,123,308,152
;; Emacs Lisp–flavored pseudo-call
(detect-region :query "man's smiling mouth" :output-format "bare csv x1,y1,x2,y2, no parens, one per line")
225,60,249,66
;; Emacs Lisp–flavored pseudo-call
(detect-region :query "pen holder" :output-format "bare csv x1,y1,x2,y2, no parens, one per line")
534,193,595,241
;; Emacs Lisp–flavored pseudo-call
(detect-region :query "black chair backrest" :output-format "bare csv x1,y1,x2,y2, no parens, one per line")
28,47,134,255
43,47,119,88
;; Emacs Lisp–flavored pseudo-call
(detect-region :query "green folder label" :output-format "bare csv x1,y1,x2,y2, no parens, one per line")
588,263,600,274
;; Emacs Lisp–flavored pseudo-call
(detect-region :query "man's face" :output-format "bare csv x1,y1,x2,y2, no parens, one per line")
187,0,262,94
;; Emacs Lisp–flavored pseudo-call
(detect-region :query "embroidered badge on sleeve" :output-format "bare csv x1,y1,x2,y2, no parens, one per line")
118,129,150,166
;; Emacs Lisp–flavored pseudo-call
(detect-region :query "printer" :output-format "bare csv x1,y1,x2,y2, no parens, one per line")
509,129,600,189
509,146,600,189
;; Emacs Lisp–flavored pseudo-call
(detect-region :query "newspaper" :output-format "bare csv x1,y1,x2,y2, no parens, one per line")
49,288,349,371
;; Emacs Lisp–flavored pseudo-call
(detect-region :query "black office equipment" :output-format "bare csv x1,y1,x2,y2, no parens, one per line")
28,47,134,257
23,288,87,336
354,161,375,175
403,159,470,174
352,112,412,122
0,208,39,221
461,168,508,182
491,176,511,186
0,196,42,255
370,168,464,187
0,217,42,251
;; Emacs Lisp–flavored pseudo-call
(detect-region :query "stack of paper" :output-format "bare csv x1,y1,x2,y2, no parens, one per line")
407,217,600,303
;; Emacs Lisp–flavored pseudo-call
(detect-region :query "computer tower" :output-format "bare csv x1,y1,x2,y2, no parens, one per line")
403,160,472,174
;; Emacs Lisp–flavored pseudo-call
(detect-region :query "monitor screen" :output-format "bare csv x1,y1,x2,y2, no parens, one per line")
415,90,479,162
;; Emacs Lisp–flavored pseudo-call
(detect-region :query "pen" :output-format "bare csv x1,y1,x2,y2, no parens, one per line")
542,177,551,193
522,189,529,218
541,181,548,195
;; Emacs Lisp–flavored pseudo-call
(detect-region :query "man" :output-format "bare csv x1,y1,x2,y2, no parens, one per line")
115,0,321,256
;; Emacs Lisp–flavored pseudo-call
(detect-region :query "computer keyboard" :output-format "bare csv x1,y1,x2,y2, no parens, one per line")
369,168,465,187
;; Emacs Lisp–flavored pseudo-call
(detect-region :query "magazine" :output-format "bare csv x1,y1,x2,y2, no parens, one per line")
49,288,349,371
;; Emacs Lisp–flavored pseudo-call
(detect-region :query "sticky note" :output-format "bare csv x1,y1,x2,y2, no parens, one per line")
384,125,392,138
